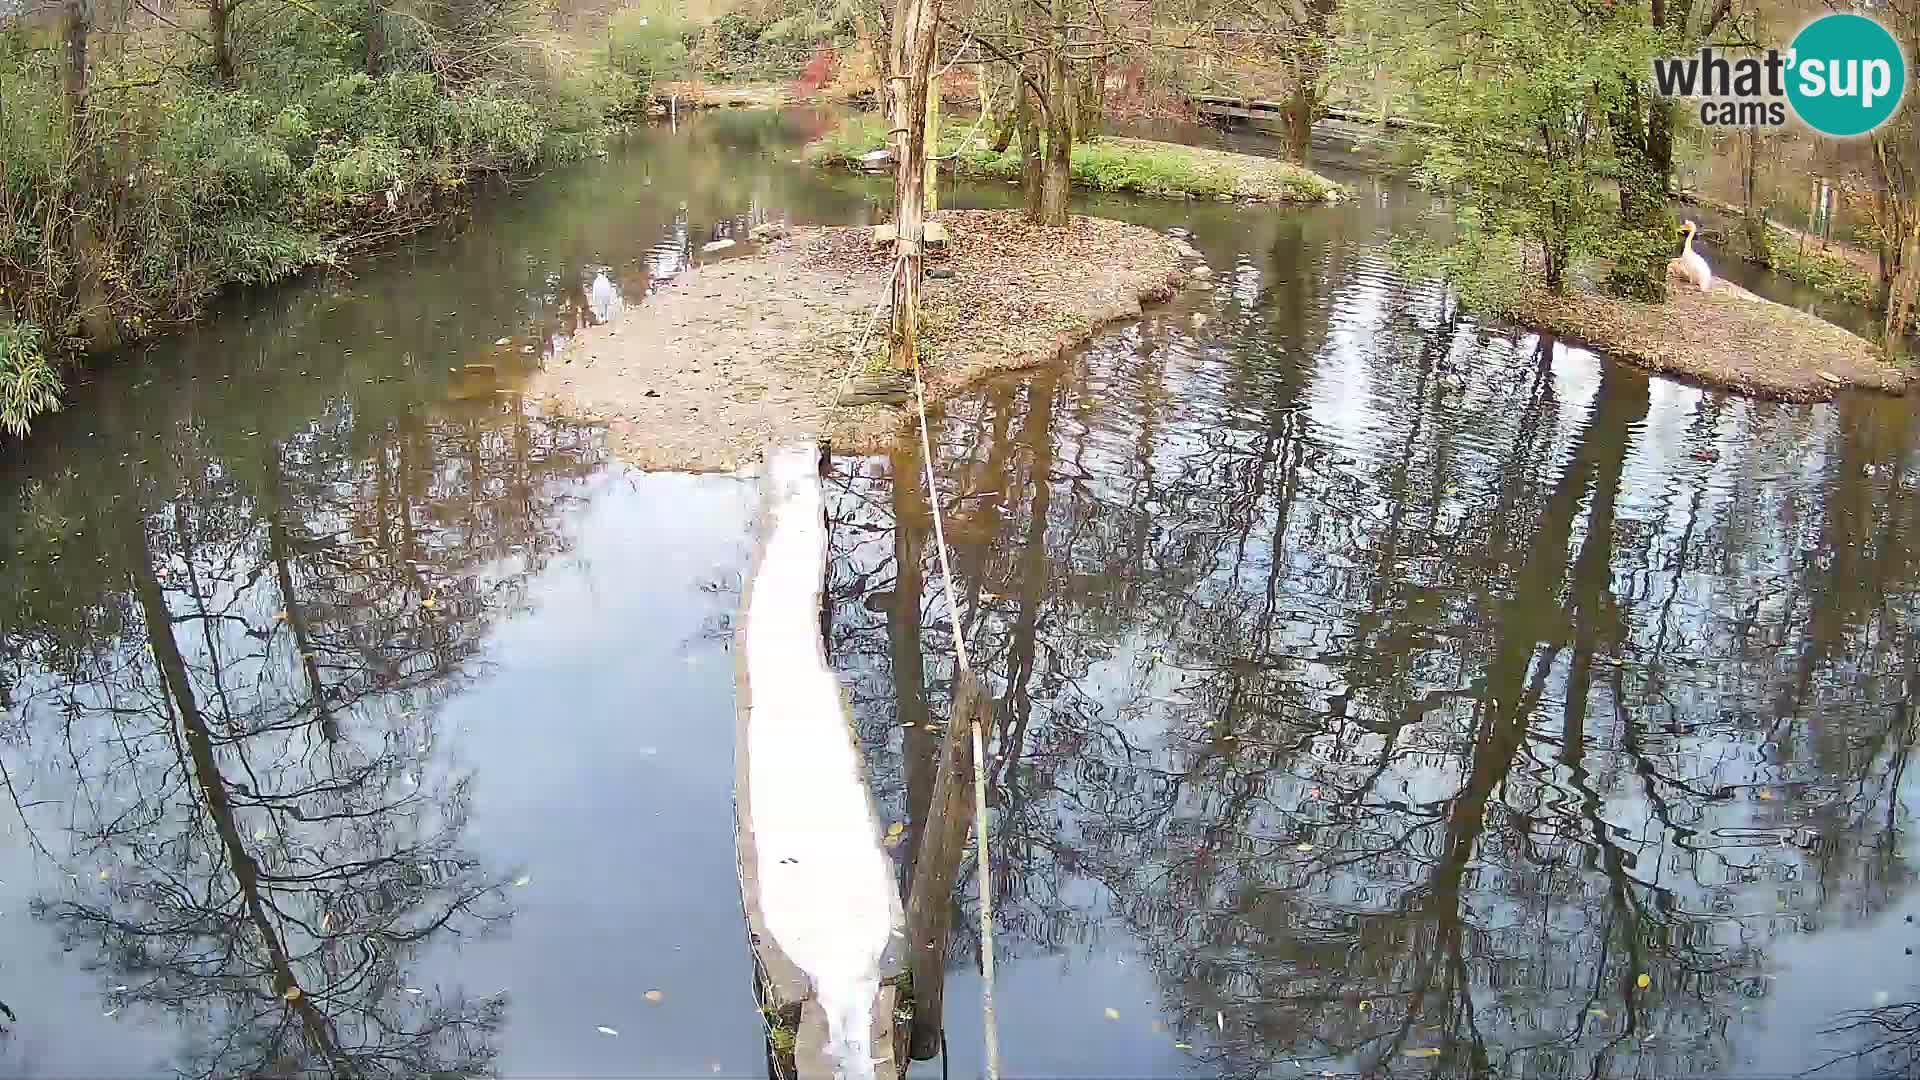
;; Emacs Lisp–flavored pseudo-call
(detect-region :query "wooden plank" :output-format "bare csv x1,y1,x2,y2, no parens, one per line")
735,441,907,1080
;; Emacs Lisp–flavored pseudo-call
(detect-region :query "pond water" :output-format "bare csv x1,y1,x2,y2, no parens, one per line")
0,108,1916,1079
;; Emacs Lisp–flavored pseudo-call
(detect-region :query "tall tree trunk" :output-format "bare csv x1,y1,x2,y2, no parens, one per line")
367,0,387,75
1016,70,1042,221
210,0,233,84
887,0,941,371
925,71,940,214
60,0,116,349
1741,128,1769,262
1887,218,1920,344
1284,0,1337,164
1038,0,1071,226
1073,52,1103,142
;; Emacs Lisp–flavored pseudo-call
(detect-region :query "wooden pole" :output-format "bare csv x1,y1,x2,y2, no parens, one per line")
903,669,986,1059
888,0,942,372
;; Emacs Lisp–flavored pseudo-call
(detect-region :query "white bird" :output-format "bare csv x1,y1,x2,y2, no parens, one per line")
588,271,617,323
1669,220,1713,294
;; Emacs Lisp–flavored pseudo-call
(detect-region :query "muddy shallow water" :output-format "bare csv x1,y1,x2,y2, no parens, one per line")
0,108,1916,1079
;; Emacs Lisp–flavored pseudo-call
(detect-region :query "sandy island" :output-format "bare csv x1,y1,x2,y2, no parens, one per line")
1509,271,1908,403
534,209,1198,471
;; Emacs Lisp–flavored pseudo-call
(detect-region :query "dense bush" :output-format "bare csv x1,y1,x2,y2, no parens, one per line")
0,0,647,437
609,6,693,93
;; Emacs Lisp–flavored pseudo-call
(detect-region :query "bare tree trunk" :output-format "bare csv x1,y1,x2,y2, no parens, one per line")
925,71,940,214
367,0,387,75
1038,0,1071,226
887,0,941,372
210,0,233,83
1741,129,1768,261
1017,70,1042,221
1887,218,1920,343
60,0,116,349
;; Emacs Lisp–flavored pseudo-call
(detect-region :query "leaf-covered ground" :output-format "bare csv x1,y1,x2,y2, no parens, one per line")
1510,276,1908,402
532,209,1198,471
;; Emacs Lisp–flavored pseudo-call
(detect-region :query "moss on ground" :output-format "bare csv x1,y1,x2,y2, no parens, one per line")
805,115,1346,203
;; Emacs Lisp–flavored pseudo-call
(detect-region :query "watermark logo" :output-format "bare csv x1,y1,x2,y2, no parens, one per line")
1651,12,1907,137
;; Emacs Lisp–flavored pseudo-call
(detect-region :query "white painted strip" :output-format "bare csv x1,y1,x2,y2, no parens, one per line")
745,445,896,1080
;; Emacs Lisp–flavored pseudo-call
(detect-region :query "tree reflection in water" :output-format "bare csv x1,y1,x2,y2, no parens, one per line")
826,227,1920,1078
0,390,602,1078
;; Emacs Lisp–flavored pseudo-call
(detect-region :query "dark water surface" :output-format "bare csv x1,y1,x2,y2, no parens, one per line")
1,108,1916,1078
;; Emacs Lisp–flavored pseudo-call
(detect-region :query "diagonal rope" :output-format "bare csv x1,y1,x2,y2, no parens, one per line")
911,364,1000,1080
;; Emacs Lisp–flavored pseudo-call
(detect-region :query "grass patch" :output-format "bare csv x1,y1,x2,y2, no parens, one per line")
805,116,1345,203
1762,241,1880,308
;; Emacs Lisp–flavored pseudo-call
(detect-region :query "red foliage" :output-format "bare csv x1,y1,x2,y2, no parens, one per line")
794,47,837,95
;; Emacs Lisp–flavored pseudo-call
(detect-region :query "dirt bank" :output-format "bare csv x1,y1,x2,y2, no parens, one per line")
533,209,1196,471
1509,275,1907,402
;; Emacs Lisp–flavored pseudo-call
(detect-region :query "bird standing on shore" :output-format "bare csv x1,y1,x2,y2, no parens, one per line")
1669,220,1713,294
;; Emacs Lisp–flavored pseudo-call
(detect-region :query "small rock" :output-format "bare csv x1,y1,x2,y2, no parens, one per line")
700,239,737,254
1215,194,1234,202
1190,280,1215,292
861,148,895,167
926,268,955,280
749,222,791,243
1191,264,1214,279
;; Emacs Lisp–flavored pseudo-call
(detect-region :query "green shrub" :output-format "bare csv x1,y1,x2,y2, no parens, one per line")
0,321,61,439
609,8,691,95
0,0,638,438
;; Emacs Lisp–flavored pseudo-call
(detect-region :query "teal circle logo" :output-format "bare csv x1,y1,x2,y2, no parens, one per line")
1787,13,1907,137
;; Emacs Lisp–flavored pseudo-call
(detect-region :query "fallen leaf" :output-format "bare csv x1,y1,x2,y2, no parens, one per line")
1104,1007,1120,1020
514,874,532,888
253,829,268,841
1174,1043,1193,1051
273,610,288,621
643,989,665,1003
1590,1008,1609,1019
283,986,302,1002
1637,974,1651,989
1358,1001,1371,1012
404,988,424,995
1216,1010,1224,1032
597,1025,619,1036
321,912,334,932
885,822,906,839
495,337,511,347
98,869,110,881
1405,1048,1442,1058
1297,842,1314,852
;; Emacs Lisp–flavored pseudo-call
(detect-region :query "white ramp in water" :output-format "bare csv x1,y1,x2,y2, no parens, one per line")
735,442,904,1080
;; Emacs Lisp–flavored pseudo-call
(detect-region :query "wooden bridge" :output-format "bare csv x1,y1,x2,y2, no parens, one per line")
1188,93,1443,134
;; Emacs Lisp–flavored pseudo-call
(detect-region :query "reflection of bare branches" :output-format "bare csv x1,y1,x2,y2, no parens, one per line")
1812,999,1920,1077
826,216,1920,1080
0,393,603,1078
